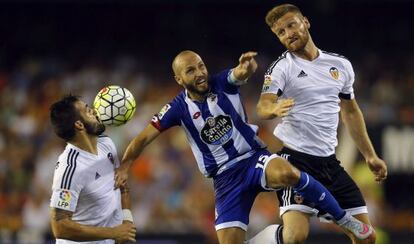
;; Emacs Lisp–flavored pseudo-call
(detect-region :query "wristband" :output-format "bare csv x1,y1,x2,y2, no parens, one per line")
122,209,134,223
229,69,248,85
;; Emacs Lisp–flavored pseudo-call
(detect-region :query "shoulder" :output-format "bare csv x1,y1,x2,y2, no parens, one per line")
53,148,84,189
98,134,115,146
320,50,350,62
174,91,187,106
321,50,353,68
265,51,290,75
98,135,117,152
210,69,231,82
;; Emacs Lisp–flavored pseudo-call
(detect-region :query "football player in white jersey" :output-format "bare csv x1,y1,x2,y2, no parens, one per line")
49,95,136,243
257,4,388,244
114,51,372,244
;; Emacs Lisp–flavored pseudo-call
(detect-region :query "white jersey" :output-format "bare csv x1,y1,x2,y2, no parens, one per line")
50,135,123,244
262,50,355,156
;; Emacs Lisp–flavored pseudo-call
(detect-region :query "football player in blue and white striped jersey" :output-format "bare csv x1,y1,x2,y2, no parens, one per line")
116,50,371,244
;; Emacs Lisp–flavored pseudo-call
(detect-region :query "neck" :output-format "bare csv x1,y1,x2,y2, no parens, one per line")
292,37,319,61
187,90,208,102
69,133,98,155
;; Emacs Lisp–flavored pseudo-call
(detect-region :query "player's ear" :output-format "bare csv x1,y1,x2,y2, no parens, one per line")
175,75,183,86
74,120,84,130
303,16,310,29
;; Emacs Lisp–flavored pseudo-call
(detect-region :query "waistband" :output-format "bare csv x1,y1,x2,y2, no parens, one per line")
281,147,336,161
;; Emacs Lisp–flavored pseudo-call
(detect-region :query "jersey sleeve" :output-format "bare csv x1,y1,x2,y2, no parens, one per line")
339,60,355,100
211,69,239,94
50,151,83,212
151,100,181,132
262,62,287,96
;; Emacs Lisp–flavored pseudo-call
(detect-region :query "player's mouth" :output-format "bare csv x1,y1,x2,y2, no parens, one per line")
289,37,299,45
195,78,207,86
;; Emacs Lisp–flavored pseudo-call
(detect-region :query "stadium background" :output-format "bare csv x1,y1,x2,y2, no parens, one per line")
0,0,413,243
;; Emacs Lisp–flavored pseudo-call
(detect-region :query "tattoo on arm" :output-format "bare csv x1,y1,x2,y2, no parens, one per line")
51,208,73,221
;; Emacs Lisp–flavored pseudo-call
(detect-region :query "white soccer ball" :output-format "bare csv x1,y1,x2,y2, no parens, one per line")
93,85,136,126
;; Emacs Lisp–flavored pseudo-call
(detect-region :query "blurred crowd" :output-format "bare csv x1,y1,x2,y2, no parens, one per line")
0,50,413,243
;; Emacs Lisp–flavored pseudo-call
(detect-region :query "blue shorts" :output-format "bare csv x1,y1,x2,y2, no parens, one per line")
213,149,280,231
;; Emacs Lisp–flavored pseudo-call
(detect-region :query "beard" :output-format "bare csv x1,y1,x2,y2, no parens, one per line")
185,78,210,97
285,33,309,52
82,118,106,136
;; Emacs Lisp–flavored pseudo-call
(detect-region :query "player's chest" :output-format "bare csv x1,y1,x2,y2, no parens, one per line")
185,93,240,146
285,63,346,97
82,153,116,197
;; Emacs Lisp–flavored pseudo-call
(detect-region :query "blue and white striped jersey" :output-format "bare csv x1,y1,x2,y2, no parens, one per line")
152,69,266,177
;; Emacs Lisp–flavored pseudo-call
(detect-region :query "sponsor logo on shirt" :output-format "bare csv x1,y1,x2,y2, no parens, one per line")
200,115,233,145
193,111,201,119
329,67,339,80
297,70,308,78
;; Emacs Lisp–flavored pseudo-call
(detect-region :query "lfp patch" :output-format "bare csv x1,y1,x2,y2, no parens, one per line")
329,67,339,80
158,104,171,120
262,75,272,92
59,190,71,201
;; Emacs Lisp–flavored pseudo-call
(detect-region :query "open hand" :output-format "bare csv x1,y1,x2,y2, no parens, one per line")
367,156,387,183
233,51,258,81
273,98,295,117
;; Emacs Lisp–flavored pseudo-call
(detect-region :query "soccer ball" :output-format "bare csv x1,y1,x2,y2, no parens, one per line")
93,85,136,126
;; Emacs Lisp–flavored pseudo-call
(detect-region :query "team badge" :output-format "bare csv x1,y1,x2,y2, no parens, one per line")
262,75,272,92
293,192,304,204
157,104,171,120
208,93,217,102
107,152,114,164
329,67,339,80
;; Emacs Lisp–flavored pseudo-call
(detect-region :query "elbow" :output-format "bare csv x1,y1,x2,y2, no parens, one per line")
256,105,269,120
51,221,70,239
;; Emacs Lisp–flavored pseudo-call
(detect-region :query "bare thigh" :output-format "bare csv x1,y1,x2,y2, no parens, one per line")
282,210,311,244
216,227,246,244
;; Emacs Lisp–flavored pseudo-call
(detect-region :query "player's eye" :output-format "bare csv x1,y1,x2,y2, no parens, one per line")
186,68,194,74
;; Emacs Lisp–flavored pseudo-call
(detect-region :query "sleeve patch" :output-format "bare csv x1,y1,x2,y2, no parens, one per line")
50,189,76,211
262,75,272,92
151,115,163,131
157,104,171,120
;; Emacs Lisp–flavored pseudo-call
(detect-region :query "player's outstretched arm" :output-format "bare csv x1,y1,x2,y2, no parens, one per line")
50,208,136,242
340,98,388,182
115,124,161,188
256,93,295,119
232,51,258,83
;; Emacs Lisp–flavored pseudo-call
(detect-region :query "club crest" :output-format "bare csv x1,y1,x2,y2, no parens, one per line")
329,67,339,80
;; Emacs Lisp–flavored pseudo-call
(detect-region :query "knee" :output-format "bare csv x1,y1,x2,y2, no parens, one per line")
283,226,308,244
266,159,300,188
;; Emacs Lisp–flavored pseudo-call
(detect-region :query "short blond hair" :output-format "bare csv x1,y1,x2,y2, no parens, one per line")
265,4,303,28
